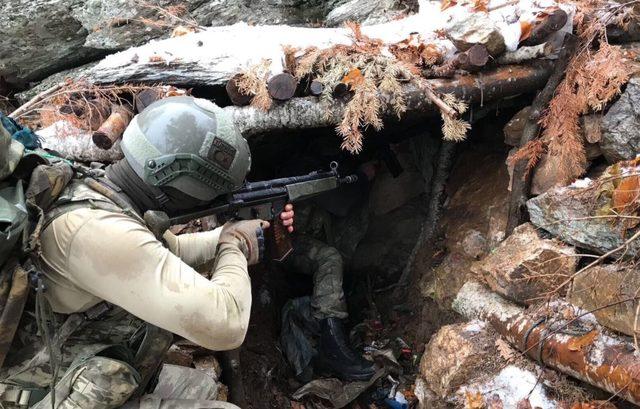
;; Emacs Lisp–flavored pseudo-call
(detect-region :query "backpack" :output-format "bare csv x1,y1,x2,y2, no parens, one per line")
0,114,74,368
0,114,173,408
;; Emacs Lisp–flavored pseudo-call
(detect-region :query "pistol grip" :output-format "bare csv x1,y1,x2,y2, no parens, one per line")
267,220,293,262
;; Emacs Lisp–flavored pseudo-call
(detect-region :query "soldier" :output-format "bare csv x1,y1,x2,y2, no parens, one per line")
280,157,377,382
0,96,294,408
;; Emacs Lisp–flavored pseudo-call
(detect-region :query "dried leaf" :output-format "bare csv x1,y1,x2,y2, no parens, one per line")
567,330,598,352
465,391,485,409
520,21,534,42
171,25,196,37
612,175,640,214
441,0,457,10
472,0,489,12
148,54,166,64
342,68,365,89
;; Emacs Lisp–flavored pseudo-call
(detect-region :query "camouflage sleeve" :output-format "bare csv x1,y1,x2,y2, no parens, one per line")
162,227,223,267
41,208,251,350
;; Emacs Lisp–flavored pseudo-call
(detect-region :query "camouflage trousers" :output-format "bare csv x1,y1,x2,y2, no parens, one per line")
285,236,347,320
0,309,168,409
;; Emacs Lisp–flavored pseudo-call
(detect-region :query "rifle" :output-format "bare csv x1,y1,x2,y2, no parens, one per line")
144,162,358,261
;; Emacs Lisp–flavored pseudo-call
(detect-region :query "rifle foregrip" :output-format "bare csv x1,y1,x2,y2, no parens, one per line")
267,220,293,262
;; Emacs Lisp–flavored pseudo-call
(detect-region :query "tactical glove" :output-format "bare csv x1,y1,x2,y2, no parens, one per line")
218,219,269,265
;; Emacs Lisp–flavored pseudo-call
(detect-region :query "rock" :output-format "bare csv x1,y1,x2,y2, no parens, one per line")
414,377,447,409
601,76,640,163
471,223,577,305
504,106,531,147
582,114,602,144
461,229,488,260
568,262,640,336
422,251,474,308
444,12,506,56
15,62,98,105
368,151,425,216
527,165,640,257
325,0,408,27
420,320,497,397
0,0,104,85
351,198,423,279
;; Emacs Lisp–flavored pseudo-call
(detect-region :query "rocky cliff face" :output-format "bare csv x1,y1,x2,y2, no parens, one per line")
0,0,414,87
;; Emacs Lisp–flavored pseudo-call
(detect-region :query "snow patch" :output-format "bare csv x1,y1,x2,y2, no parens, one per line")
458,366,557,409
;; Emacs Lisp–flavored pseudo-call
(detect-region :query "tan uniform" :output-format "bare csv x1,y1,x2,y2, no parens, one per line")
39,181,251,351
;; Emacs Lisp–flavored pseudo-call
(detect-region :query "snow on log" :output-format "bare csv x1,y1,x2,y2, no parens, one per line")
454,280,640,405
228,62,553,136
38,121,124,163
83,1,572,87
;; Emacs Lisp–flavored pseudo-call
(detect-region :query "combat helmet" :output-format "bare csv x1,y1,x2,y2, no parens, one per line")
121,96,251,201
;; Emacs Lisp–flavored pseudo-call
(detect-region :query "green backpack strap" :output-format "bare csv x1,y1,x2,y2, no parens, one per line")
0,125,24,182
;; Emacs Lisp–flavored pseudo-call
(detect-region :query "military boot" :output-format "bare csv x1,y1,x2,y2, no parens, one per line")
315,317,376,381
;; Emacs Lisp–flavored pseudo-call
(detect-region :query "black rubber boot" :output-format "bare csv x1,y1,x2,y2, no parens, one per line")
315,317,376,381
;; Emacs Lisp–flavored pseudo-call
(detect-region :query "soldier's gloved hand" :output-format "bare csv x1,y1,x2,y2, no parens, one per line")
218,219,270,265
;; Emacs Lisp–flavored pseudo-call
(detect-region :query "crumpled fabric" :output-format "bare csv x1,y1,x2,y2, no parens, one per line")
1,112,40,150
280,296,321,377
292,369,386,409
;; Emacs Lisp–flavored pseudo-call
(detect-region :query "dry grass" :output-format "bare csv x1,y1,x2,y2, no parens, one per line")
441,93,470,142
18,80,186,134
236,60,273,112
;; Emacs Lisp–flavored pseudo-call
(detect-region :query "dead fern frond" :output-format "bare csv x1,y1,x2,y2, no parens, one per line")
511,5,632,186
508,139,546,178
441,93,470,142
283,45,300,75
337,72,382,153
236,60,273,111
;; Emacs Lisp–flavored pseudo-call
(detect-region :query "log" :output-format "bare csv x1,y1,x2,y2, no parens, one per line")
39,62,553,162
228,62,554,137
505,34,578,236
309,80,324,96
458,44,489,72
82,1,568,89
85,16,453,87
521,9,568,47
226,74,253,107
135,88,164,112
37,121,124,163
92,104,133,150
453,280,640,405
267,73,297,101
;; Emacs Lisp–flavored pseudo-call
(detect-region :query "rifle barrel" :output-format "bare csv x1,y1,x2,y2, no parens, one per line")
238,170,336,193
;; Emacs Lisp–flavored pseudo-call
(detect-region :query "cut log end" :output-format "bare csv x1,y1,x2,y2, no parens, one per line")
267,73,297,101
226,74,253,106
309,80,324,96
91,104,133,150
92,132,114,150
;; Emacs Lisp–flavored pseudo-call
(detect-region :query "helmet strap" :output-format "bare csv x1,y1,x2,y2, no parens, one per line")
106,159,168,213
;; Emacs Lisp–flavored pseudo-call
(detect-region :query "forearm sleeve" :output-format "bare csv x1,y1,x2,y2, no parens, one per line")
46,209,251,350
163,227,223,267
